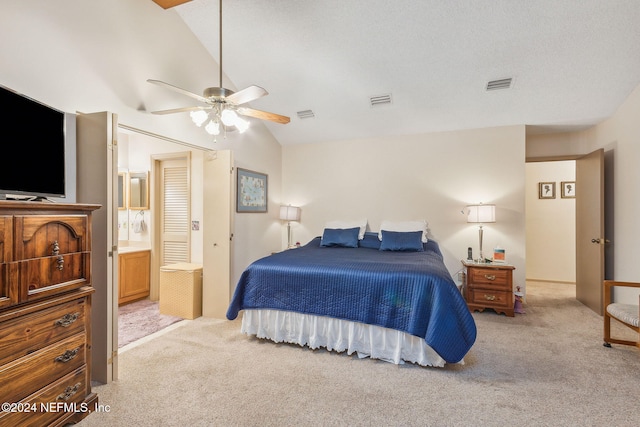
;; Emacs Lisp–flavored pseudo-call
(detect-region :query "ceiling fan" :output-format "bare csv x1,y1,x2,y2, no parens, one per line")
147,0,290,137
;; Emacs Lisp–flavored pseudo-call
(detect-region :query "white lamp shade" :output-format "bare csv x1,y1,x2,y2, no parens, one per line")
467,204,496,223
279,205,301,221
221,109,238,126
190,110,209,127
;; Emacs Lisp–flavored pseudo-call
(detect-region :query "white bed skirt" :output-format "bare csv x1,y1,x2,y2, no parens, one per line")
241,309,448,367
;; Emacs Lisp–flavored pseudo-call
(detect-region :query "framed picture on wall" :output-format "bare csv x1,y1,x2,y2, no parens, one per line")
538,182,556,199
561,181,576,198
237,168,268,213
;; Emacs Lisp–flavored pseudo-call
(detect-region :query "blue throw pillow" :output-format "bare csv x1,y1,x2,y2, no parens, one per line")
359,231,382,249
320,227,360,248
379,230,424,252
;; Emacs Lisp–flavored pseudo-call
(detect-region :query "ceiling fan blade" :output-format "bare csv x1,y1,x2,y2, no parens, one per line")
147,79,208,103
152,0,192,9
150,106,209,115
237,107,290,124
225,85,269,105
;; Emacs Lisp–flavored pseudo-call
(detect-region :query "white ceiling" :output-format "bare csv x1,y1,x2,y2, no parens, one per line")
167,0,640,146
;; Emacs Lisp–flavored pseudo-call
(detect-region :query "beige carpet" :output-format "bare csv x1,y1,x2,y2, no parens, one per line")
80,282,639,427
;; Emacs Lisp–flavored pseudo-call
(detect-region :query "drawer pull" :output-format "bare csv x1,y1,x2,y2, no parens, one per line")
56,255,65,271
52,240,60,256
55,347,80,363
57,382,82,401
484,274,496,281
484,294,496,301
55,312,80,328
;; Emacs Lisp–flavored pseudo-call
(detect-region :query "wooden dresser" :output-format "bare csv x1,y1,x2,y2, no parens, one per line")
463,261,515,317
0,201,100,426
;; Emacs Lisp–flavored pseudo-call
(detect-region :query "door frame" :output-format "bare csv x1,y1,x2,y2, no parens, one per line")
526,151,609,313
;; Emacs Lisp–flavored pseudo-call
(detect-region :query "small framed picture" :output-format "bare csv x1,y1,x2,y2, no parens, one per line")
561,181,576,198
538,182,556,199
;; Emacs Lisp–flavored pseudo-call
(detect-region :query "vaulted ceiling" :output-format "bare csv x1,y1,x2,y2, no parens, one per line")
153,0,640,146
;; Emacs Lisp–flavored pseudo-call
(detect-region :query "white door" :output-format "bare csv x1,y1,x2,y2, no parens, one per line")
202,150,233,318
76,111,119,383
575,149,605,314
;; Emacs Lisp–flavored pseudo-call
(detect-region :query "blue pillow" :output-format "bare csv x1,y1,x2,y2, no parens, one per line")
320,227,360,248
379,230,424,252
359,231,382,249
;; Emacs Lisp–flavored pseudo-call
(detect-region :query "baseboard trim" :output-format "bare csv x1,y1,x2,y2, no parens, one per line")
526,278,576,285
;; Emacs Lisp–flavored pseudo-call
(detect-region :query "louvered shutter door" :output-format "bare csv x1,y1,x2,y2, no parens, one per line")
161,161,189,266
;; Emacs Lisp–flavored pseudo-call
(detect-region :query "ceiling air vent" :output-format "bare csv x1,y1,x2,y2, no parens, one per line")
370,93,392,107
297,109,315,119
486,78,513,91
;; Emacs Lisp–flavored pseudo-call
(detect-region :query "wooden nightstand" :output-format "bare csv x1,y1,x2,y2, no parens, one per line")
462,261,515,317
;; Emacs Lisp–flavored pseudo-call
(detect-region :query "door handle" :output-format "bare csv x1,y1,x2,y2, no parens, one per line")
591,238,610,244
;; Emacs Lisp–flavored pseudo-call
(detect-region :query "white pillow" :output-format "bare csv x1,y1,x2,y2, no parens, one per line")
378,220,428,243
325,218,367,240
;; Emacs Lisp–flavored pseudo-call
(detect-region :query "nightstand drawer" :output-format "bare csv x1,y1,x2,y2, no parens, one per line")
468,268,510,286
468,288,513,308
463,261,515,317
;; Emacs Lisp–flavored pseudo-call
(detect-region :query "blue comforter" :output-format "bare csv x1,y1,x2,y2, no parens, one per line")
227,238,477,363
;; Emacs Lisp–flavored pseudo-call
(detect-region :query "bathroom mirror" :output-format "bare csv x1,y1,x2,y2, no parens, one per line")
117,172,127,210
128,171,149,210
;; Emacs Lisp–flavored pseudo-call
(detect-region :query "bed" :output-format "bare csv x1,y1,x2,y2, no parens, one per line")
226,227,477,367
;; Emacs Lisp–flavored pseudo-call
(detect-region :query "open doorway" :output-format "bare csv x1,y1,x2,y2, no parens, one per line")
525,160,576,292
115,127,205,357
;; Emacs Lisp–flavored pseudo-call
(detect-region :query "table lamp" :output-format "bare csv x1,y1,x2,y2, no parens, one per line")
466,203,496,262
280,205,301,248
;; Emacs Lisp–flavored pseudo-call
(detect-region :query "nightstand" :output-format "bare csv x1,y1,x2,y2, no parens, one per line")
462,261,515,317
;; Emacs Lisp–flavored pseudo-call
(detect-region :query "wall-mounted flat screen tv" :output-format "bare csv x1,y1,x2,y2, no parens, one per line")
0,85,66,199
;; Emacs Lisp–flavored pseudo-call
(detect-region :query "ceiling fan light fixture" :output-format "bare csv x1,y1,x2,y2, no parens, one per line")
190,110,209,126
205,120,221,135
235,117,250,133
147,0,289,140
221,108,238,126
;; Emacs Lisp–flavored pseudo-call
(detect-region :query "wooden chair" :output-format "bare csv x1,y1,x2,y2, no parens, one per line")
603,280,640,349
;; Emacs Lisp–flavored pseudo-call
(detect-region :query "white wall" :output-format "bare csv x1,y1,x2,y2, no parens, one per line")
581,85,640,303
283,125,527,290
525,161,576,282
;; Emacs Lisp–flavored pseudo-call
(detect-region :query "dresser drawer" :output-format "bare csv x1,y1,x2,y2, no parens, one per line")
12,215,89,261
0,332,86,404
468,267,510,286
0,263,18,309
0,366,88,427
0,298,87,366
18,252,90,302
0,216,11,263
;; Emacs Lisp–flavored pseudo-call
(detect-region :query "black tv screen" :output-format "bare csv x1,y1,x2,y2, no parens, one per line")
0,85,66,199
